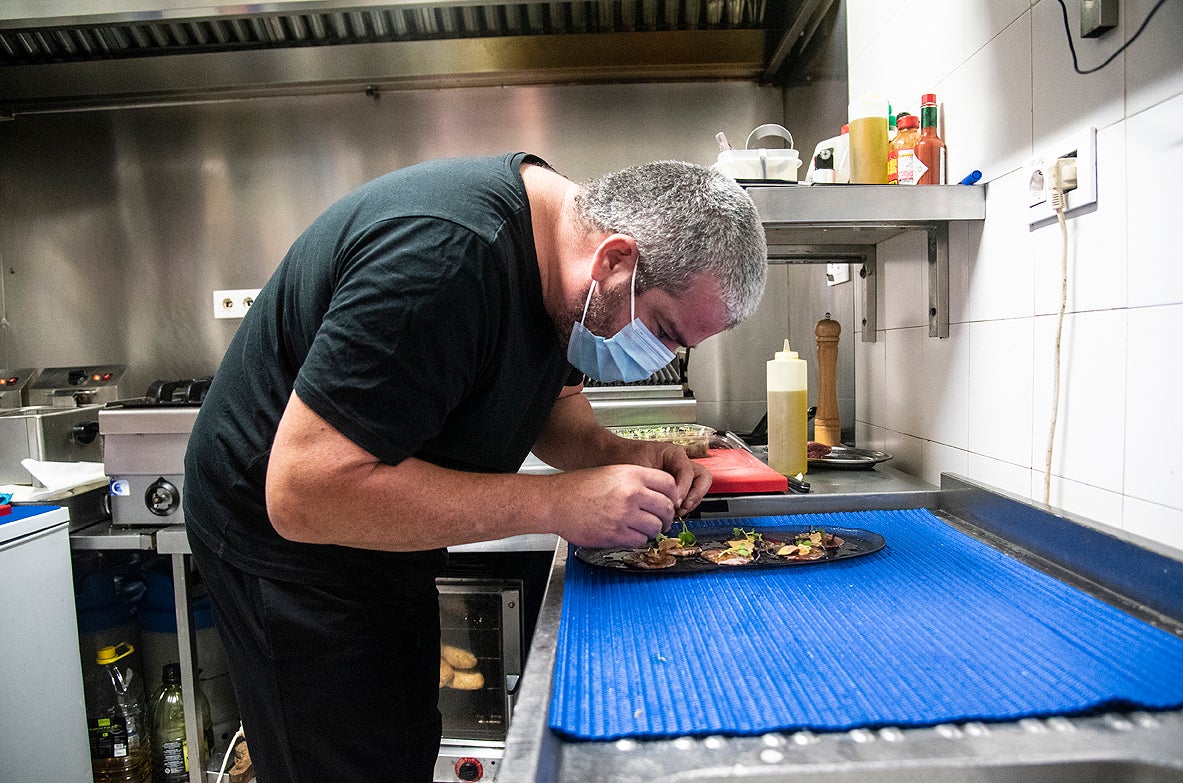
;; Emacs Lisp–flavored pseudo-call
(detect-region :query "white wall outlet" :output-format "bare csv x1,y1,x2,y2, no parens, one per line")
1025,126,1097,227
212,288,261,319
825,263,850,286
1081,0,1118,37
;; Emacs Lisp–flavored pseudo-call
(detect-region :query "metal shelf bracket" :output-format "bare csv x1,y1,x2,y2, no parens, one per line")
928,223,950,339
748,184,985,343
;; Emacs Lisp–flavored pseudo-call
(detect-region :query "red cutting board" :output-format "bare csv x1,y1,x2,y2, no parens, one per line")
695,448,788,494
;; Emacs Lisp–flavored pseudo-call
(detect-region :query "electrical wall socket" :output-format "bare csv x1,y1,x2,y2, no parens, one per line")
1081,0,1118,37
212,288,261,319
826,263,850,286
1024,126,1097,227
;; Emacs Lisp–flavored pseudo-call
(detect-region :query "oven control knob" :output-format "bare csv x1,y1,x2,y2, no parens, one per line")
145,477,180,516
72,421,100,445
455,758,483,781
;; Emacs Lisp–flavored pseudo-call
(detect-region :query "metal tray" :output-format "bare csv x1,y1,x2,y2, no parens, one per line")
574,525,885,575
809,446,893,470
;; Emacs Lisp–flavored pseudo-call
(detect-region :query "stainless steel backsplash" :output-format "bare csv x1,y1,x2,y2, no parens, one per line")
0,80,853,437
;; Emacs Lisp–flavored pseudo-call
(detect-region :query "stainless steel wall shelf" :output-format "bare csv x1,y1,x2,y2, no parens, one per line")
745,184,987,341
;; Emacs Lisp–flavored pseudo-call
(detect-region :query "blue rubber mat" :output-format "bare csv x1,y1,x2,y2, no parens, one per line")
549,509,1183,740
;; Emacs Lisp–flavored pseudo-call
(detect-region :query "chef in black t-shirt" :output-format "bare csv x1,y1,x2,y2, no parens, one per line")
184,153,767,782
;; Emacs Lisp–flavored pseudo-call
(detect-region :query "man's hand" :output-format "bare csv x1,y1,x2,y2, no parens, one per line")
616,439,713,518
547,464,680,549
532,390,713,517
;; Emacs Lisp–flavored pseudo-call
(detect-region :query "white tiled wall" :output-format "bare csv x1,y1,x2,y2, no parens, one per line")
846,0,1183,552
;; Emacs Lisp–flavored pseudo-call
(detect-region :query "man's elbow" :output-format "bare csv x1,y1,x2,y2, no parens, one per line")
265,469,324,543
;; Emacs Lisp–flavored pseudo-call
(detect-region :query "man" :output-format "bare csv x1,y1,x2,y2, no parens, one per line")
184,152,766,782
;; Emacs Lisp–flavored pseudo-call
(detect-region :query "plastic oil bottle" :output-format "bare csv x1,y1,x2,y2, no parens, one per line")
150,663,213,783
767,339,809,476
86,642,151,783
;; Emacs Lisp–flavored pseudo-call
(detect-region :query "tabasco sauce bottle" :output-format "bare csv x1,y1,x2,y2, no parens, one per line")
914,93,946,185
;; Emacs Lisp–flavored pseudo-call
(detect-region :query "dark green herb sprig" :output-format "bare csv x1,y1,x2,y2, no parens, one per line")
654,517,697,549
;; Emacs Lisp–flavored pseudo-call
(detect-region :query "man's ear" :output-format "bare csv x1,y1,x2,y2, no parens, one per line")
588,233,639,285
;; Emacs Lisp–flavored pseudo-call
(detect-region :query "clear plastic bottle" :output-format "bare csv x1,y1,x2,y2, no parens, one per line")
767,339,809,477
806,124,851,185
834,124,851,184
86,642,152,783
149,663,212,783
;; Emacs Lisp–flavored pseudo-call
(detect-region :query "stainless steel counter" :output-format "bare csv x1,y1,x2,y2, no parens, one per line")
500,471,1183,783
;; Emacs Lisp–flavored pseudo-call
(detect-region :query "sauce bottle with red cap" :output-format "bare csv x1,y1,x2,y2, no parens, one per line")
914,93,946,185
888,113,920,184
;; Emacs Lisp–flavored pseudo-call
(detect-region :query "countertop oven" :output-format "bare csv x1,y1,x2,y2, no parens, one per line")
434,549,552,783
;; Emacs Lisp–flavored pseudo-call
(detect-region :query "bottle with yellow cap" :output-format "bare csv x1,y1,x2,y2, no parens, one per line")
85,642,151,783
767,339,809,476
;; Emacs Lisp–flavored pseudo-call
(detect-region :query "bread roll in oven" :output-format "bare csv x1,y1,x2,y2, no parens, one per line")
449,669,485,690
441,643,477,670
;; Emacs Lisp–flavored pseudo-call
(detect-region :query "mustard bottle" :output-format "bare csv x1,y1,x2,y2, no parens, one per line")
767,339,808,476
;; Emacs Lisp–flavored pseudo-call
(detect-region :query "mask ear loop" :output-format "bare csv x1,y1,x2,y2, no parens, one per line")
579,280,596,324
629,262,638,321
581,258,640,325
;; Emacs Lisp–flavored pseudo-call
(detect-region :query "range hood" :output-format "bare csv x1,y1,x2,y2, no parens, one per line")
0,0,840,115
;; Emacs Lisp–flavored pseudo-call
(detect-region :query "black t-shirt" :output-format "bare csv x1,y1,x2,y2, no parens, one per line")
184,152,574,586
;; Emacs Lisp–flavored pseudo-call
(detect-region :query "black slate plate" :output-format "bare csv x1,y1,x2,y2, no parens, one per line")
574,525,885,575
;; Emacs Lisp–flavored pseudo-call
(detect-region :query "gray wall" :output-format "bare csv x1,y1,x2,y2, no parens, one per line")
0,78,852,436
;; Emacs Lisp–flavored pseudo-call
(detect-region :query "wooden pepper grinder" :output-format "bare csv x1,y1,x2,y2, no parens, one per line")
814,314,842,446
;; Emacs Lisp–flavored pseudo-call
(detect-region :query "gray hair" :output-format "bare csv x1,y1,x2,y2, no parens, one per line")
572,160,766,326
572,160,767,327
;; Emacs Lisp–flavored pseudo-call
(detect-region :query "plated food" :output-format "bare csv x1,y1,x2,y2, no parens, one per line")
575,524,884,574
807,441,833,460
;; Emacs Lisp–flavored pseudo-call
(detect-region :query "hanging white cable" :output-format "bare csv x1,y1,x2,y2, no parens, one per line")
0,237,9,339
1043,159,1072,504
214,722,246,783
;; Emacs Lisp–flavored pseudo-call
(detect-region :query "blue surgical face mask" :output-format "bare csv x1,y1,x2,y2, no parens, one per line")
567,264,676,383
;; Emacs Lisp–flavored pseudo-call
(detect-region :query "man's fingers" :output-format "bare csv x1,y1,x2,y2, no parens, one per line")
678,464,713,515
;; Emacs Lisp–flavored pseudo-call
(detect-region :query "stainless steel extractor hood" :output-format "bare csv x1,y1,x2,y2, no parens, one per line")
0,0,841,115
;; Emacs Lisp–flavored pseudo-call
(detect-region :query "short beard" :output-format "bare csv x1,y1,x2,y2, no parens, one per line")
557,278,630,346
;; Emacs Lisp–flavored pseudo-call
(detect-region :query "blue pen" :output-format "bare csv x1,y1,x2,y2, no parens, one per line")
959,170,982,185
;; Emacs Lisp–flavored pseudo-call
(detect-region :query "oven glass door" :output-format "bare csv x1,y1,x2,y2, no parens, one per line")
437,579,522,743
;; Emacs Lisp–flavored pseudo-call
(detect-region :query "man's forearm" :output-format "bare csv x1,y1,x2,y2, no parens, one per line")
530,390,633,471
266,390,680,553
270,454,572,551
267,391,566,550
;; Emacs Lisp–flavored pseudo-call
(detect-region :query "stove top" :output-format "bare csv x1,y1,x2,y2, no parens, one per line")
106,377,212,409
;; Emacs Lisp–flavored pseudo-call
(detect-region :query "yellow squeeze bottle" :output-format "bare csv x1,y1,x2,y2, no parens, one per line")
767,339,808,476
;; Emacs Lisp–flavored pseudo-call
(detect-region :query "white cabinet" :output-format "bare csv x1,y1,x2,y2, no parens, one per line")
1,506,94,782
